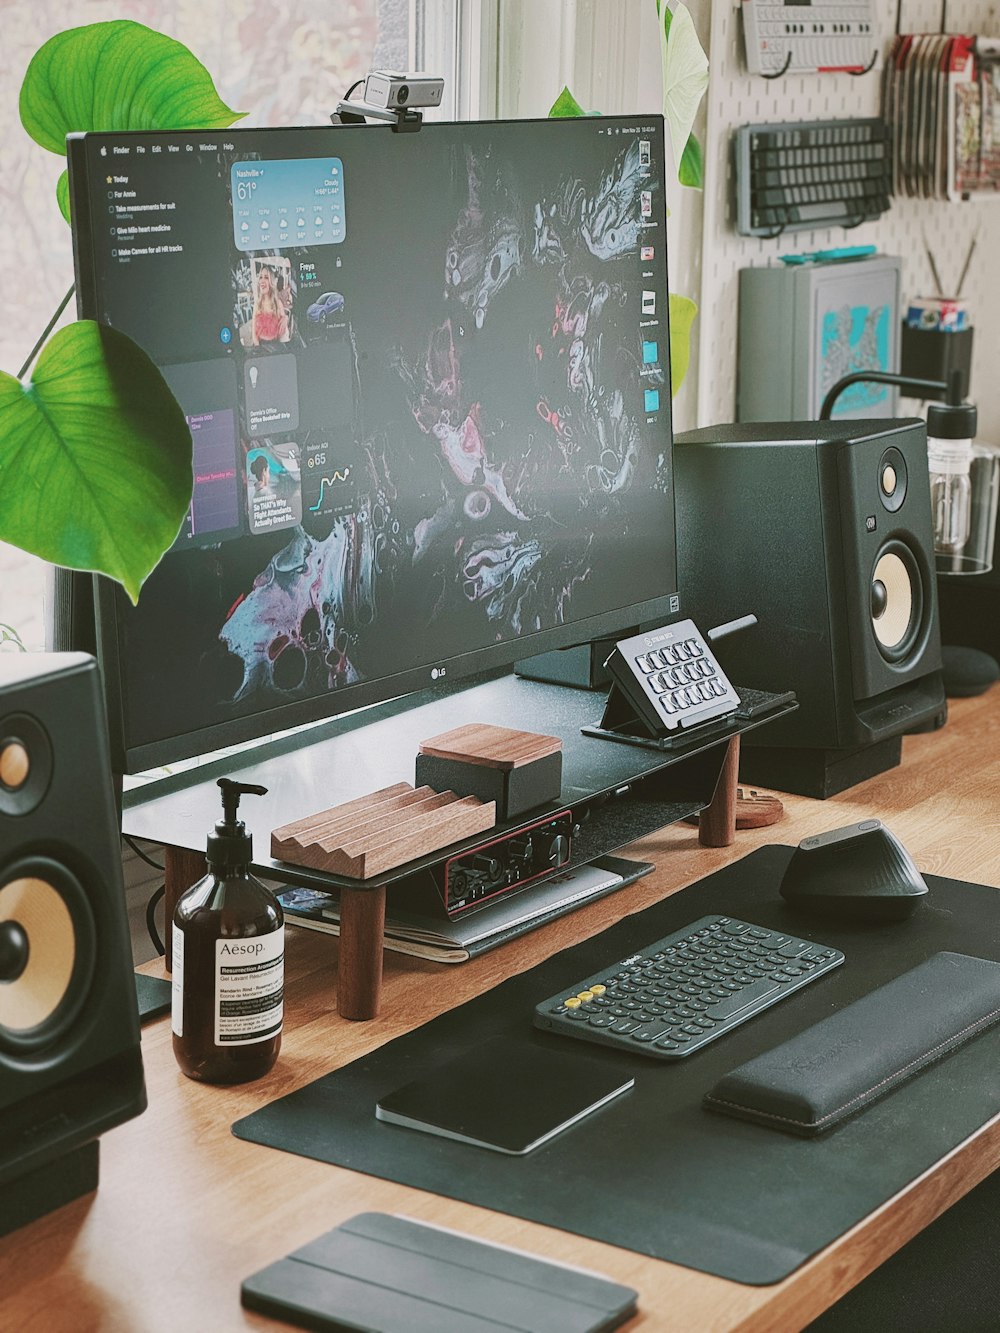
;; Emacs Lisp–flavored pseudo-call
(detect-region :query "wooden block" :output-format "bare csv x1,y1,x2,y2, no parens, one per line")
685,786,785,832
271,782,416,844
271,784,496,880
418,723,562,771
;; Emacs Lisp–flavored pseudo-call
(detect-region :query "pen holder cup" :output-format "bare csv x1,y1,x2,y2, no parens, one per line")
935,443,1000,578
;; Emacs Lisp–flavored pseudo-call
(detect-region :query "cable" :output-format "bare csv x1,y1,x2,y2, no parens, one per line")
18,284,75,380
146,885,166,956
123,833,165,871
343,78,365,101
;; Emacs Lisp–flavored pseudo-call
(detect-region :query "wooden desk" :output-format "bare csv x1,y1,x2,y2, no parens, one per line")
2,693,998,1331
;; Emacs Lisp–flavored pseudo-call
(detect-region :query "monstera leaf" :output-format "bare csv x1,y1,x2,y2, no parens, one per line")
658,1,708,188
20,20,243,221
678,131,704,190
668,294,697,396
549,86,598,118
0,322,193,602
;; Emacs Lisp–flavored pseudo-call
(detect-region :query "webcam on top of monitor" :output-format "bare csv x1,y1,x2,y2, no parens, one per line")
333,71,445,132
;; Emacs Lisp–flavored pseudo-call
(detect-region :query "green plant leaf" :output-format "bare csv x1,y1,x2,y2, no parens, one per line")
0,321,193,603
549,86,587,118
659,3,709,177
678,132,704,189
56,170,71,224
19,21,243,221
669,292,697,397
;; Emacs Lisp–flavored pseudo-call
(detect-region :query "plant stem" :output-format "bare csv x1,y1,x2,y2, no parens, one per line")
0,623,27,652
18,285,76,380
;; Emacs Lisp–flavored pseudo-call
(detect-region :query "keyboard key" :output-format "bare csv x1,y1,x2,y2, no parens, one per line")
709,980,781,1019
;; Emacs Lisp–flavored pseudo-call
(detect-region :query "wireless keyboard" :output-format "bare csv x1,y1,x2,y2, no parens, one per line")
534,915,844,1060
735,117,891,236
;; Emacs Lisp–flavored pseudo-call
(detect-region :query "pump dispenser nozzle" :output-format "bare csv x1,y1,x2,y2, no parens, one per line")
208,778,268,872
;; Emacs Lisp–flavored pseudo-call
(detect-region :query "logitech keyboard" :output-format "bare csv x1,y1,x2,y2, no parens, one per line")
735,117,891,236
534,915,844,1060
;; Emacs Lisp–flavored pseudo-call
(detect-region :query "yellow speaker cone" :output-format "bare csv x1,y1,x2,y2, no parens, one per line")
0,877,77,1034
872,551,914,651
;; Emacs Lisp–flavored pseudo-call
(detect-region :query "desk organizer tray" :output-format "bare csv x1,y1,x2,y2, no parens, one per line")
271,782,496,880
234,846,1000,1286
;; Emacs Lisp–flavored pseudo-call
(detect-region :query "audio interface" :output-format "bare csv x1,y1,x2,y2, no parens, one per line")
434,810,573,916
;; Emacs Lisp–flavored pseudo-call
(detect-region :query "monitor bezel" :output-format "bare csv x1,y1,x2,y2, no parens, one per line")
67,116,679,775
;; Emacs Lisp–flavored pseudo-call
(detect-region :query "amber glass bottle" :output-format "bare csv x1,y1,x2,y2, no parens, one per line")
172,779,283,1084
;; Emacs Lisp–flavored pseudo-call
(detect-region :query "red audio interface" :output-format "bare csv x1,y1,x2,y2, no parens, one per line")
434,810,574,916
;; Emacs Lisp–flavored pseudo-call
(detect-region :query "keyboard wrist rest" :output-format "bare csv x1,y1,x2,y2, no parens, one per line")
703,950,1000,1136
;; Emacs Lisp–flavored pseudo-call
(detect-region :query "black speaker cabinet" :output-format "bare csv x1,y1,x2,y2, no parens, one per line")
0,652,145,1236
675,420,946,797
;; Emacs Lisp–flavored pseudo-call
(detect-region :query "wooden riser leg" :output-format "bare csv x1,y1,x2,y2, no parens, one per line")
698,735,740,848
338,884,387,1020
163,846,208,972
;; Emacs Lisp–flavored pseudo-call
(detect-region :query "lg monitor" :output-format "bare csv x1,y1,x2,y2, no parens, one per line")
67,115,678,773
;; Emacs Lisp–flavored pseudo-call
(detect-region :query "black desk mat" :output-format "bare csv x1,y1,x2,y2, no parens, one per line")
233,847,1000,1285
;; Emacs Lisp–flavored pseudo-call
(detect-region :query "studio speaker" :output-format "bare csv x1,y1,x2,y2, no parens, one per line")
0,652,145,1236
675,419,946,797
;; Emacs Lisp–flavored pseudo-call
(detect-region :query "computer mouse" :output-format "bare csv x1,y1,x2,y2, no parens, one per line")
779,819,928,922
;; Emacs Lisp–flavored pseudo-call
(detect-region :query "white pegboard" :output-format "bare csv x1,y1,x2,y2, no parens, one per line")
696,0,1000,439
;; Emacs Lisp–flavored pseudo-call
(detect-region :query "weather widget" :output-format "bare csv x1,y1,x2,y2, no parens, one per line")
231,158,346,251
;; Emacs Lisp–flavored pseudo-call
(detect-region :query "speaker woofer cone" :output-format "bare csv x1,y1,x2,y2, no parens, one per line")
871,540,924,664
0,858,96,1053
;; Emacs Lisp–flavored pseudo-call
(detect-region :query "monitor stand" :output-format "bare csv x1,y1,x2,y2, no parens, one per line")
124,671,794,1020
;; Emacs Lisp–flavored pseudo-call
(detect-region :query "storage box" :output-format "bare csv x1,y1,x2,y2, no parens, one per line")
416,724,563,821
738,256,902,422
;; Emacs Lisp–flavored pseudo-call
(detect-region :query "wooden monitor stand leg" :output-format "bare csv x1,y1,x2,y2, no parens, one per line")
697,735,740,849
163,847,386,1020
163,846,208,973
338,884,387,1021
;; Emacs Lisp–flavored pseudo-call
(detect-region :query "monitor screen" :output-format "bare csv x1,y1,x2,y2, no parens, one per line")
68,116,678,772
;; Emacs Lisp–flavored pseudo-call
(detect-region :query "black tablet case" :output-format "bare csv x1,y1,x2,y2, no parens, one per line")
241,1211,638,1333
233,846,1000,1286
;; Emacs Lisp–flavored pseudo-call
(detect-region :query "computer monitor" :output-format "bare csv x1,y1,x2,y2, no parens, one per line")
67,115,678,773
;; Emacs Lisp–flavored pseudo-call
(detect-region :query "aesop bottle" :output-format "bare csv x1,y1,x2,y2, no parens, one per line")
172,778,283,1083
